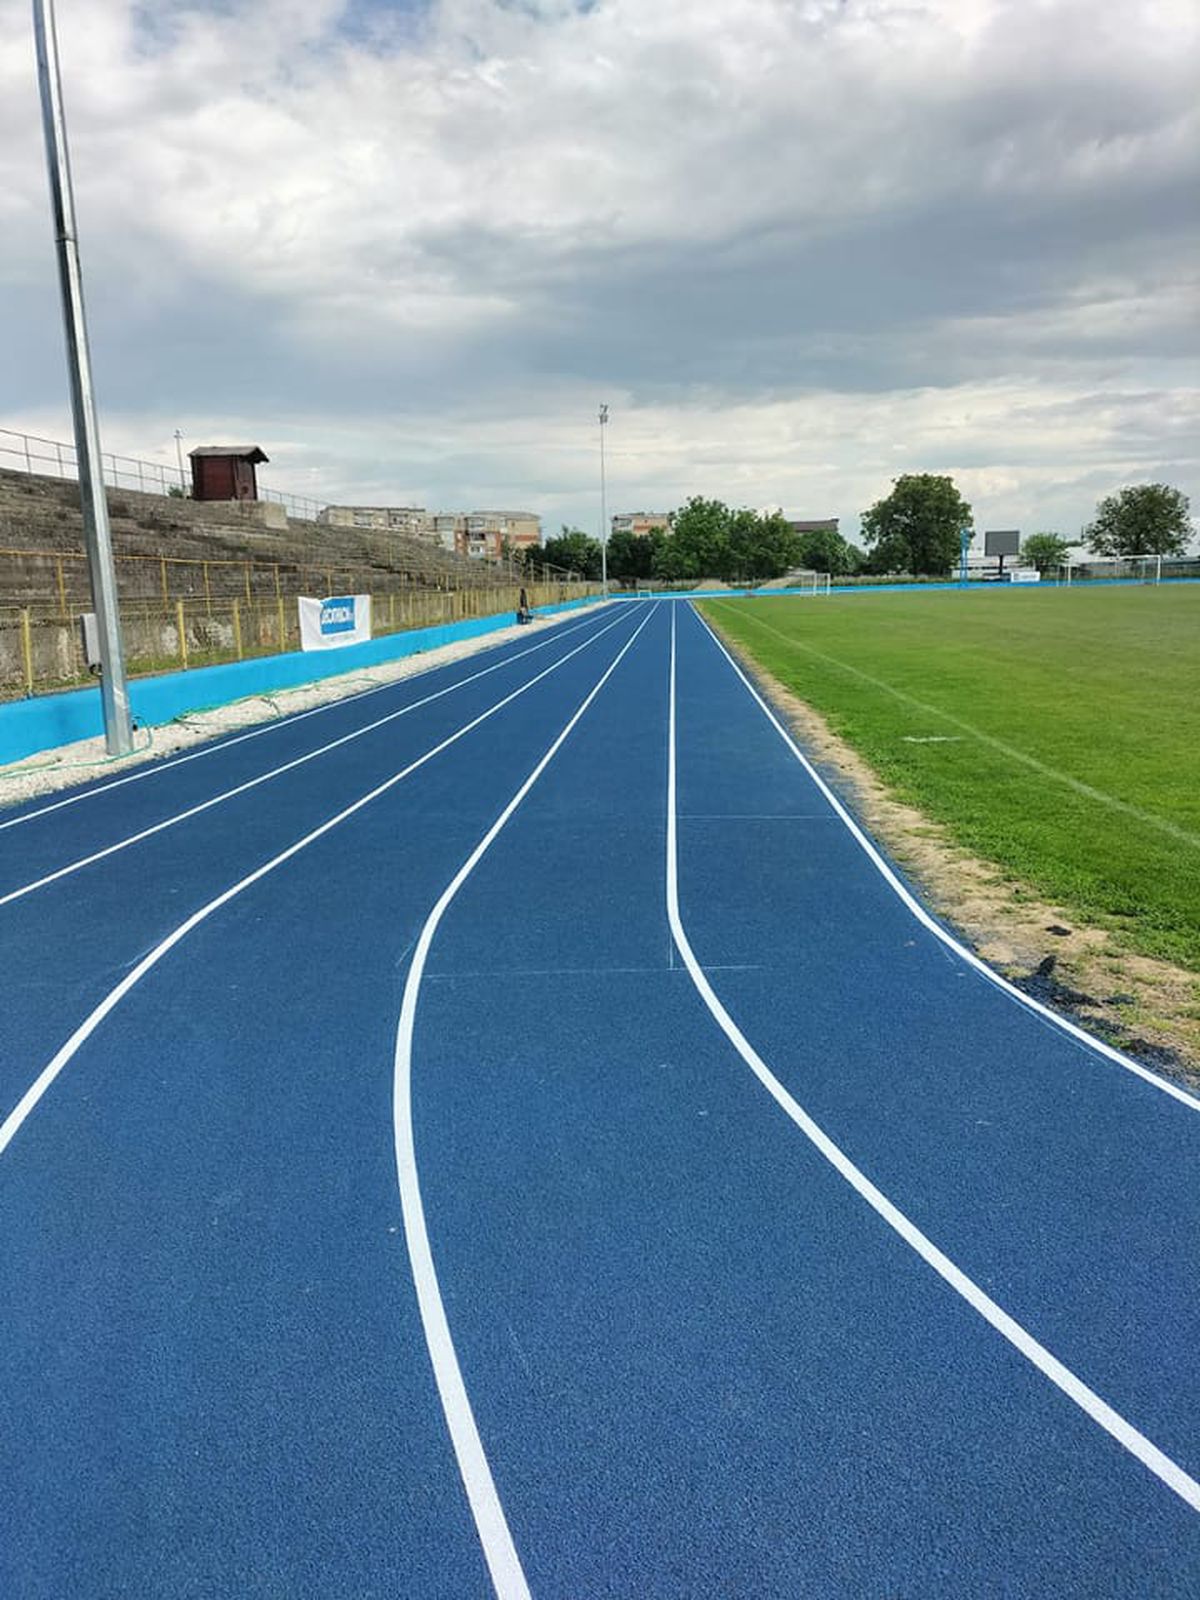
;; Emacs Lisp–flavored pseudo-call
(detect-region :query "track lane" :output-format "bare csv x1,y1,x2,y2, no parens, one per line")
400,602,1200,1594
0,609,635,1126
0,607,614,897
4,594,1197,1595
0,607,643,1599
672,600,1200,1482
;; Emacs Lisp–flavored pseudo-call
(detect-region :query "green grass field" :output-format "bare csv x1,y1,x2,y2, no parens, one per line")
701,586,1200,971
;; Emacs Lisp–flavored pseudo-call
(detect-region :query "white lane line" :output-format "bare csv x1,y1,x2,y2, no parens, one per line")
666,607,1200,1516
0,609,605,836
393,602,659,1600
0,613,611,908
0,607,637,1161
690,605,1200,1113
709,600,1200,850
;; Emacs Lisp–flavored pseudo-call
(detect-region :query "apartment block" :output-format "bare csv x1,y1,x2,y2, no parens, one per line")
455,511,542,561
319,502,541,561
611,512,671,538
319,505,434,539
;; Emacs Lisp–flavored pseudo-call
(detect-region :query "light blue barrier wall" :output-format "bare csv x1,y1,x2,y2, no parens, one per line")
0,596,604,767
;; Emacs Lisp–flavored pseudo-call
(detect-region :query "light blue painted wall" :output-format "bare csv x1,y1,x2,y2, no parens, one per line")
0,596,603,767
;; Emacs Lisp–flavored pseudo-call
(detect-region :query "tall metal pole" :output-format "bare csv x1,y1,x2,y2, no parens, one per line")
33,0,133,754
598,404,609,599
174,428,184,487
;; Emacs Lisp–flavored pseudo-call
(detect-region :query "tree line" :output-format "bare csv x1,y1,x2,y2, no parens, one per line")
518,479,1192,583
522,500,867,584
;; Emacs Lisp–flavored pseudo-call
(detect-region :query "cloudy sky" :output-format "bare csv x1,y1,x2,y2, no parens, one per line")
2,0,1197,546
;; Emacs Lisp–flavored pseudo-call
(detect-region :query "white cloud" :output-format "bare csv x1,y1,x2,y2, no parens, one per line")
1,0,1196,537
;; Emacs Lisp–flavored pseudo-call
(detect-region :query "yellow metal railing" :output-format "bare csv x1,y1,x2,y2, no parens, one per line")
0,580,595,701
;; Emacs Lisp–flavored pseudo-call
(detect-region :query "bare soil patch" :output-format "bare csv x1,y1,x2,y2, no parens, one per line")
712,622,1200,1094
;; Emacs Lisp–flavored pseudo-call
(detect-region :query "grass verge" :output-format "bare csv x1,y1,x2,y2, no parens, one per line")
701,591,1200,1084
700,587,1200,971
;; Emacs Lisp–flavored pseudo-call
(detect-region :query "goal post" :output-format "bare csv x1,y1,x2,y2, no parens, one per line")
1055,554,1189,586
784,569,832,596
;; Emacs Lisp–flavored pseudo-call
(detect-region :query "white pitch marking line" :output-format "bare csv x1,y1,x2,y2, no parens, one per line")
667,606,1200,1515
0,609,605,835
712,600,1200,850
392,602,659,1600
690,604,1199,1113
0,613,611,907
0,607,637,1162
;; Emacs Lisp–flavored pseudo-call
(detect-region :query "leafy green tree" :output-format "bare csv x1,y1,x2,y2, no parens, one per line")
605,526,663,583
541,527,603,579
1020,532,1071,573
861,529,913,576
743,510,803,581
1086,484,1191,558
651,527,688,583
668,496,731,580
861,474,973,576
725,508,768,581
796,525,855,575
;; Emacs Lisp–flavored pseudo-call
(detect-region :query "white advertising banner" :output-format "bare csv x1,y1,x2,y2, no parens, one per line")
297,594,372,650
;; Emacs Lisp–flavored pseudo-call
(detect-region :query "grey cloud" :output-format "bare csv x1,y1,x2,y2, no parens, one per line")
2,0,1197,540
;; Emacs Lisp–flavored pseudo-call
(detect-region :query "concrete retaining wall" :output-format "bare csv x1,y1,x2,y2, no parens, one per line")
0,596,605,767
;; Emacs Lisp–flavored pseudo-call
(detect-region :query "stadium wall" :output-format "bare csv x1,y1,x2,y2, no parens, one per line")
0,595,604,768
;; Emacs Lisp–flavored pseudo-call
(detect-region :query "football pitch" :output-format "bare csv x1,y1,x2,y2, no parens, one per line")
700,586,1200,971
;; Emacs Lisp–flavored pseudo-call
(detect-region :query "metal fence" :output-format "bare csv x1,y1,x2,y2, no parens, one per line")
0,426,325,522
0,544,477,612
0,578,593,700
1058,557,1200,585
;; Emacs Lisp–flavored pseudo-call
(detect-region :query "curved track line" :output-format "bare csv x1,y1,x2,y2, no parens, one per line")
667,607,1200,1515
0,607,634,1161
392,602,658,1600
691,605,1199,1111
0,612,611,908
0,608,604,836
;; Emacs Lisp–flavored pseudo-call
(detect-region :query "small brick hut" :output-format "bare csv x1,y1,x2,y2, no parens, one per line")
189,446,268,502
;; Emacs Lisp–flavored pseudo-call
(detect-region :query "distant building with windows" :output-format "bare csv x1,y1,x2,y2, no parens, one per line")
456,511,542,561
319,505,433,539
787,517,839,538
431,513,463,553
317,503,541,560
320,508,544,566
611,512,671,538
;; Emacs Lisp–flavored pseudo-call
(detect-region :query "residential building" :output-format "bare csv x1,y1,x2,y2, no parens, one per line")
454,511,541,561
787,518,839,538
431,513,464,553
316,502,540,561
318,505,434,539
611,512,671,538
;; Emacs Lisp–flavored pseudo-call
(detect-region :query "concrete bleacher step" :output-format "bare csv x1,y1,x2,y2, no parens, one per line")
0,468,498,603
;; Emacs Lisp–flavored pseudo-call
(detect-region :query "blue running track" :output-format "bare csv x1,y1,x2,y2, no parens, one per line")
1,599,1198,1597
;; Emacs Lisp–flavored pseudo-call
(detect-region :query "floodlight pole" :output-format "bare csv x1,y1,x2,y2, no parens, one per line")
598,404,609,599
33,0,133,755
959,527,970,586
